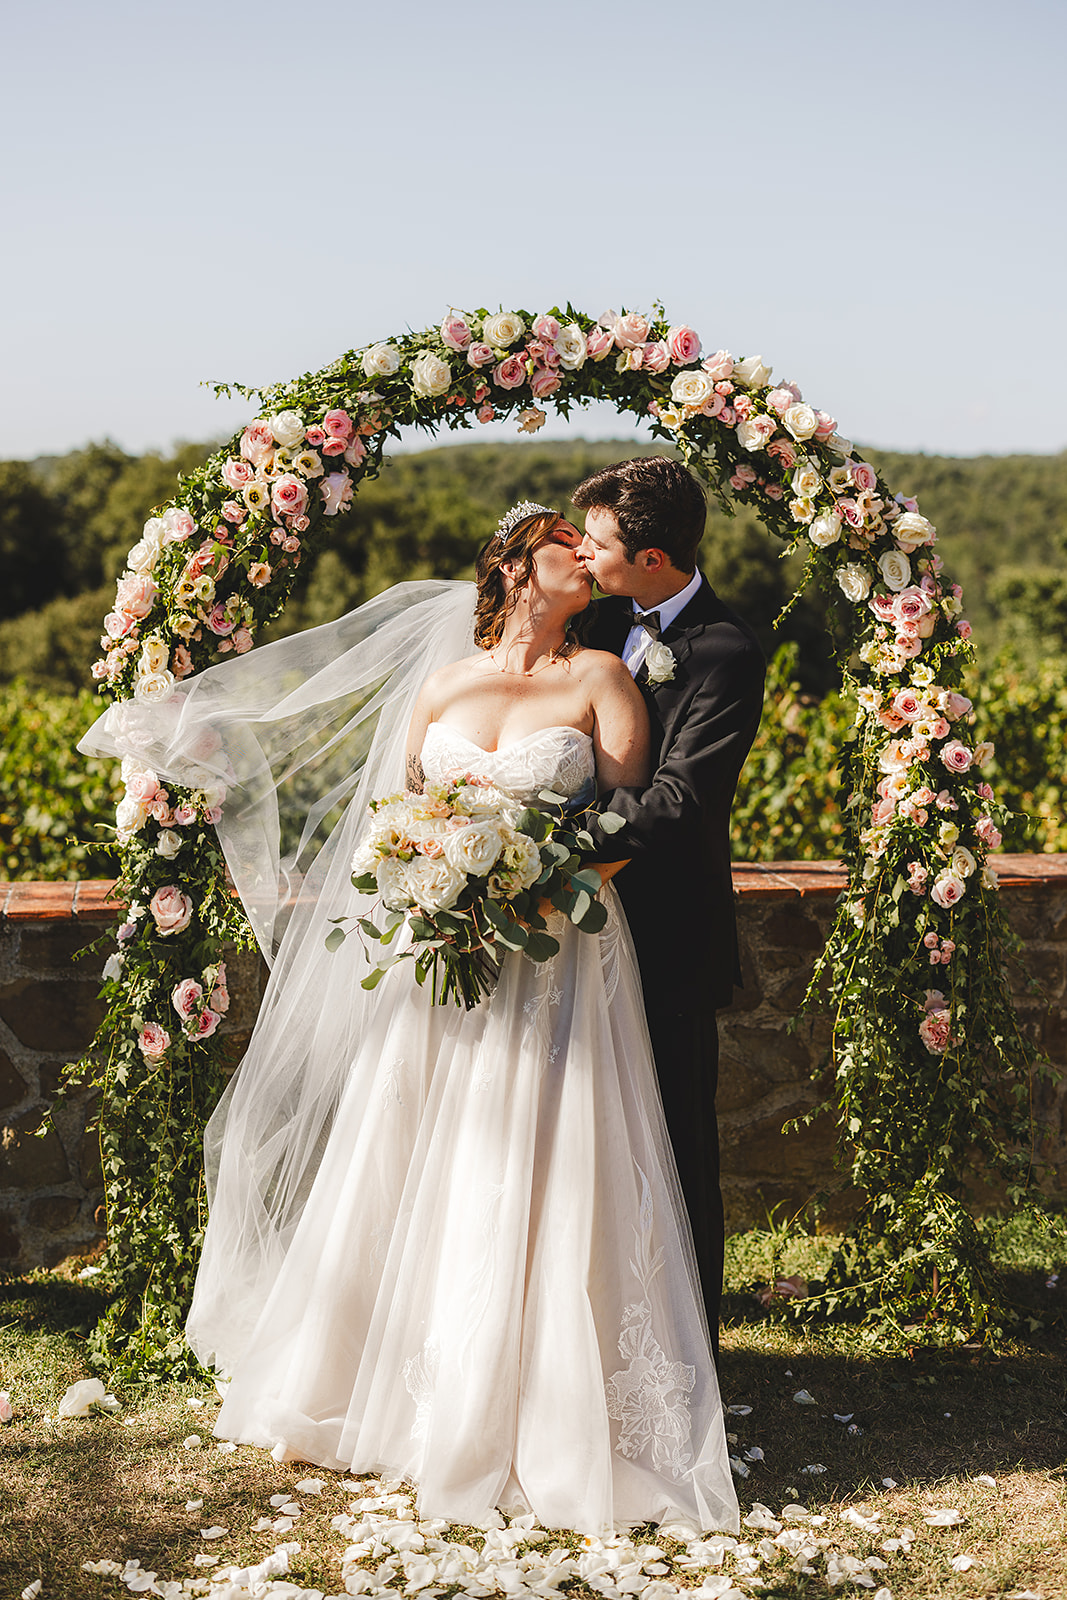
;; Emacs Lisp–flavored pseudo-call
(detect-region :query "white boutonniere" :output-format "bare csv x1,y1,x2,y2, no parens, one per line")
644,641,676,685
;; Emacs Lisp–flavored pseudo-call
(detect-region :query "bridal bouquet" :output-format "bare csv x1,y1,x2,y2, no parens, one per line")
327,774,622,1008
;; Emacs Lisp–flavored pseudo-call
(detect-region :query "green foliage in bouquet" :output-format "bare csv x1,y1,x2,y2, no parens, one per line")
62,302,1048,1372
329,777,623,1009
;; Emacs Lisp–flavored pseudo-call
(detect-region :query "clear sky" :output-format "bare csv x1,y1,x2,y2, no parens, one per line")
2,0,1064,461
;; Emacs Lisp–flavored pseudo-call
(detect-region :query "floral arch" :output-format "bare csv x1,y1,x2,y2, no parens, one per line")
78,304,1040,1376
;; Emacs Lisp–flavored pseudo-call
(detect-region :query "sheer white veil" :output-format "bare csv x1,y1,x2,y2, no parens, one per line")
79,580,477,1371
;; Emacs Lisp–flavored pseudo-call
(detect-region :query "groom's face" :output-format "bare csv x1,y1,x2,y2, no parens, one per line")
576,507,637,597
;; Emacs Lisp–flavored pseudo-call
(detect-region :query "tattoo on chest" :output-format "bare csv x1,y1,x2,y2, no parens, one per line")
406,753,425,793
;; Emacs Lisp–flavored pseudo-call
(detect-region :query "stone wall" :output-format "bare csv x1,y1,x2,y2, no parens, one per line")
2,858,1064,1271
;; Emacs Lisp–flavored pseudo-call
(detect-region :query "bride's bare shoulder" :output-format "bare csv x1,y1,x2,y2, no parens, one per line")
417,652,487,703
570,647,633,685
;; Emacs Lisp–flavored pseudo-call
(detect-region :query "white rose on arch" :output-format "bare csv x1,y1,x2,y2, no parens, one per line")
555,323,588,369
362,342,401,379
410,351,452,398
879,549,912,591
733,354,773,388
809,510,842,547
482,310,525,348
784,402,819,441
894,511,938,553
670,369,715,409
792,462,823,501
836,563,872,603
134,670,177,704
270,410,305,449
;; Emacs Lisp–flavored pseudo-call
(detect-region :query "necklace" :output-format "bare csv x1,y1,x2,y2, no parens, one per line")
489,647,560,678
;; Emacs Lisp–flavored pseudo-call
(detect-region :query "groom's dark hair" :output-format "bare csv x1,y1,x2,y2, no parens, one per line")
572,456,705,572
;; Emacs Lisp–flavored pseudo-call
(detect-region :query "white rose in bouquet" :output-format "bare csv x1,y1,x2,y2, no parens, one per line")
500,827,543,890
377,855,414,910
405,854,465,914
482,310,525,348
362,342,401,379
134,669,177,704
442,819,505,878
878,549,912,592
411,351,452,398
116,795,148,841
556,323,588,370
453,782,517,820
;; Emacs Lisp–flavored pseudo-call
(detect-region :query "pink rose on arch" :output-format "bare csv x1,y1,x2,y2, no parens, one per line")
138,1022,171,1061
149,885,194,937
529,365,561,399
719,404,737,428
222,457,255,491
173,803,197,826
871,796,896,826
304,425,327,447
956,619,972,640
441,313,473,351
729,466,757,491
477,403,495,423
895,634,923,660
813,410,837,440
193,1007,222,1039
162,507,196,544
240,421,275,466
125,770,160,804
221,499,247,525
104,610,136,640
321,471,353,516
667,324,701,365
919,1006,953,1055
271,473,308,519
700,392,725,419
532,313,561,344
976,781,994,802
492,354,527,390
893,587,934,626
766,386,796,416
940,739,973,773
321,435,347,456
171,977,203,1020
323,408,353,441
733,394,754,420
344,435,367,467
869,591,897,624
232,626,253,654
850,461,878,494
942,691,973,721
930,872,966,910
205,602,236,637
891,689,924,722
641,340,670,374
907,861,928,894
209,962,230,1014
614,311,650,349
763,482,785,502
115,574,157,619
976,815,1002,849
585,326,615,362
836,498,865,530
878,708,907,733
172,643,193,679
766,438,798,470
282,534,300,553
703,350,734,382
248,561,272,587
466,342,495,369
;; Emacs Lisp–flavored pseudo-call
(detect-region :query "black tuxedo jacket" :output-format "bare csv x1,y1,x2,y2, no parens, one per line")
586,580,765,1012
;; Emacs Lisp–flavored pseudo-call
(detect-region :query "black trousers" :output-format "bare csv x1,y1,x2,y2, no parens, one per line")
641,992,724,1359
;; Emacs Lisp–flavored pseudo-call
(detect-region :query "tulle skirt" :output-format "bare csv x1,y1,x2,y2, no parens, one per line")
209,891,739,1535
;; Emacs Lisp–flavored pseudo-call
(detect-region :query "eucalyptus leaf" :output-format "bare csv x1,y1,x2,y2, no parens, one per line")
324,926,347,952
524,929,561,963
598,811,626,834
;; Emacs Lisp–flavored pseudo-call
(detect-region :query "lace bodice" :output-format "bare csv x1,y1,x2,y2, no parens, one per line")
421,722,595,806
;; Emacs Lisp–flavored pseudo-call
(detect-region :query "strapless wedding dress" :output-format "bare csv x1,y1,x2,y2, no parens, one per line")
210,723,739,1534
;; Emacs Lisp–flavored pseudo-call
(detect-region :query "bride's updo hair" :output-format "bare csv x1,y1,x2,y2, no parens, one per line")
473,509,582,656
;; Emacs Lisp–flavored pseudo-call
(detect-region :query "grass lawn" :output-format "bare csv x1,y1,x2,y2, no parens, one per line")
1,1219,1065,1600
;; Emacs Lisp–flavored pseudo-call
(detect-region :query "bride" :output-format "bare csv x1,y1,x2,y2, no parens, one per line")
85,502,739,1536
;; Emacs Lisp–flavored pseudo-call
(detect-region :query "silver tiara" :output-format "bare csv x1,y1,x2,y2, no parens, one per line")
495,500,558,543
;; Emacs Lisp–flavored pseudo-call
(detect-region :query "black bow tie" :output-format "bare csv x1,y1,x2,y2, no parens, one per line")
629,606,662,639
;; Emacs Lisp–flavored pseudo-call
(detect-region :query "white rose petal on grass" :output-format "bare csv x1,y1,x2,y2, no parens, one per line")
726,1404,752,1416
21,1583,42,1600
881,1477,898,1489
744,1446,765,1462
252,1517,274,1532
184,1498,204,1511
216,1440,237,1453
728,1455,750,1478
833,1413,854,1423
57,1377,108,1417
82,1560,123,1575
295,1477,325,1495
801,1463,827,1474
950,1554,977,1572
193,1553,219,1567
185,1397,205,1410
792,1389,817,1405
923,1507,963,1526
200,1525,228,1540
973,1473,997,1488
182,1433,202,1448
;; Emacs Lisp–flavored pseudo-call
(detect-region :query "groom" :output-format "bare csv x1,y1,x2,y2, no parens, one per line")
573,457,765,1349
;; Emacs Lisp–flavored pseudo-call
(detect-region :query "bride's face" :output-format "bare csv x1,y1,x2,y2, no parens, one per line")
530,521,593,608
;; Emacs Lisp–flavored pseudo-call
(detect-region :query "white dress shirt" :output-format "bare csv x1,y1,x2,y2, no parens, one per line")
622,567,704,677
